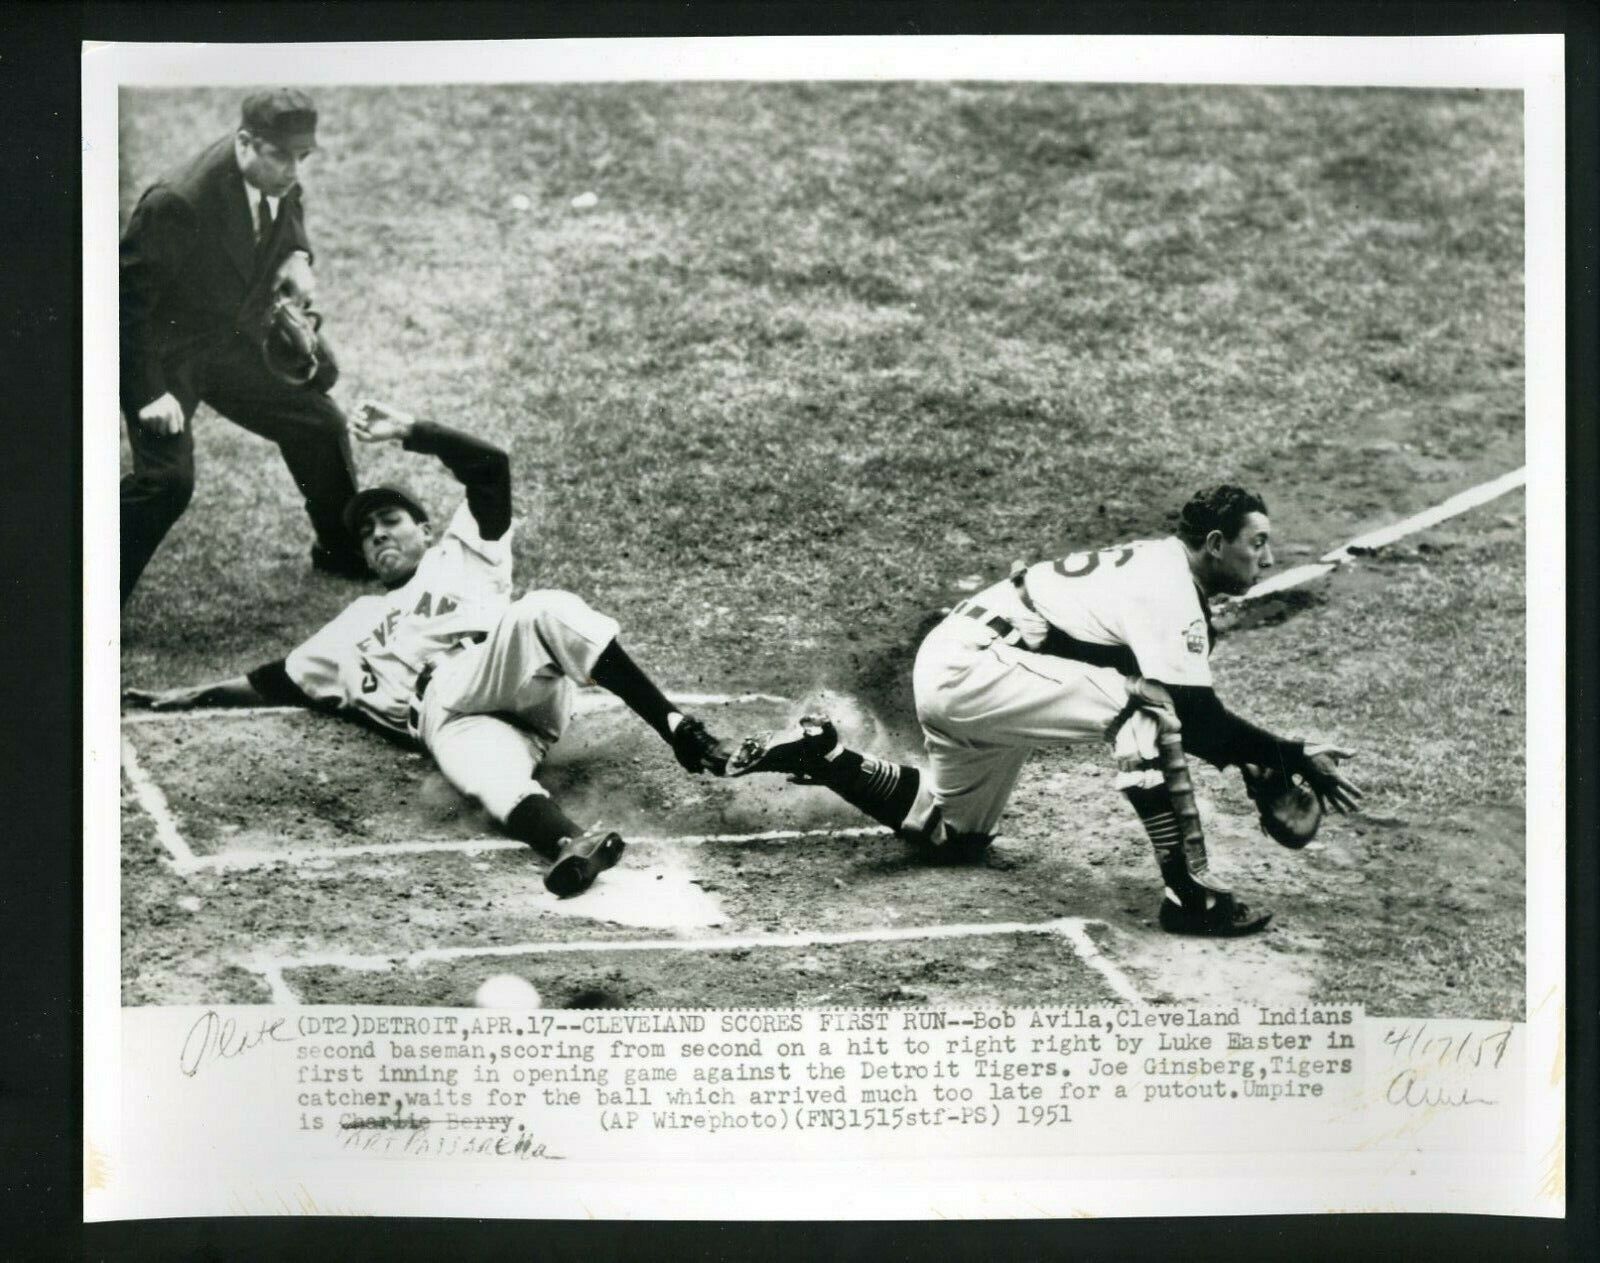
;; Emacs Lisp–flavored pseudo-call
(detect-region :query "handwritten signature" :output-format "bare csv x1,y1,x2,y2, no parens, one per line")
179,1009,295,1077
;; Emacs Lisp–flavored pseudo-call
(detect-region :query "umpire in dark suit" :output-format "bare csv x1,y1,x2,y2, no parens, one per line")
120,89,367,602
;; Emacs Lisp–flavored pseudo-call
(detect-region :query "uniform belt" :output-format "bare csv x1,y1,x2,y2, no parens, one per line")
956,601,1023,645
1011,562,1040,613
969,571,1143,675
406,663,436,736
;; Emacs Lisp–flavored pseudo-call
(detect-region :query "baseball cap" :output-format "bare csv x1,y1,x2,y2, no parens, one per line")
241,89,318,151
343,486,430,540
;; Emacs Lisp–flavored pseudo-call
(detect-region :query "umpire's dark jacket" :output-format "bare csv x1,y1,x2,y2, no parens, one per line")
119,135,312,413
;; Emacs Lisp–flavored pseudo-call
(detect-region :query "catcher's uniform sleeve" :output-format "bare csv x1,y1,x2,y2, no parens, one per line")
119,188,195,409
1162,684,1305,772
404,421,513,541
1121,590,1213,688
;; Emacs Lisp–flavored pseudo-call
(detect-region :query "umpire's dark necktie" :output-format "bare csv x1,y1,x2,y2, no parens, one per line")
256,194,275,254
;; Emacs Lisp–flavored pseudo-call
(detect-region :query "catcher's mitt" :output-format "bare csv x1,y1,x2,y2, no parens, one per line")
1240,762,1323,849
257,294,339,390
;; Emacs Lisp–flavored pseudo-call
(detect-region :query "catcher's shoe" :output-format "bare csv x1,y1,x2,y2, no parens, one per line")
726,714,838,779
670,714,733,776
1157,892,1273,937
903,822,999,867
544,828,626,898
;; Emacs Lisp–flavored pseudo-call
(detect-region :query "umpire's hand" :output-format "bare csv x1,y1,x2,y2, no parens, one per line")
275,251,316,309
136,392,185,436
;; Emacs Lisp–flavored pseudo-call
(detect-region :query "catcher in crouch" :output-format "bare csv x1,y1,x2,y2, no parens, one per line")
728,485,1362,937
126,401,733,897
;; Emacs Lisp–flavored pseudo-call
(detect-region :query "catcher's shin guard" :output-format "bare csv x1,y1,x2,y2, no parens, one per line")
1123,771,1228,913
1156,731,1223,899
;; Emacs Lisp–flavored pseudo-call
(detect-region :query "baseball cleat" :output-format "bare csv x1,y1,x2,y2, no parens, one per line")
922,838,1004,867
1157,893,1273,937
670,714,733,776
544,828,626,898
725,714,839,779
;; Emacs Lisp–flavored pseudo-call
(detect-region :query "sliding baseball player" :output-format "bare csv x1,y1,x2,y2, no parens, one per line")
126,401,732,897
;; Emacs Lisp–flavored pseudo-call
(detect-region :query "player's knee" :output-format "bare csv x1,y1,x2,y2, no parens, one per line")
513,588,599,629
1127,677,1181,734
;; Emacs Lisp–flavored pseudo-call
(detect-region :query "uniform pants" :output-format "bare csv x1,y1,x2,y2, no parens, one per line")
902,618,1164,839
414,590,621,824
120,337,359,599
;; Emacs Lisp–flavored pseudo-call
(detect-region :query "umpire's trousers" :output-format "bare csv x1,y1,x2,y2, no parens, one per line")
120,336,359,601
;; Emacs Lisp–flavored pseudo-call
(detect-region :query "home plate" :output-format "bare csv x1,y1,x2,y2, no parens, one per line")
543,855,727,930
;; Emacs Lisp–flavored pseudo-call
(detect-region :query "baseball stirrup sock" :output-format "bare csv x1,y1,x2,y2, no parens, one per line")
506,793,582,860
590,640,675,740
818,750,921,830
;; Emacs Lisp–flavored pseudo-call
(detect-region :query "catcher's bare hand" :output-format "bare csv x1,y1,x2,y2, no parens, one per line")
274,251,316,308
1301,744,1362,813
136,393,185,436
124,684,211,711
352,399,417,445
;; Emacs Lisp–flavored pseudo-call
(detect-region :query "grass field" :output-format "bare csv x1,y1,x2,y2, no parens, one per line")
118,83,1525,1018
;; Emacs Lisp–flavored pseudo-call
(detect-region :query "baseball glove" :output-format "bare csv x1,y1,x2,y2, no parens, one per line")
1240,762,1323,849
257,294,339,390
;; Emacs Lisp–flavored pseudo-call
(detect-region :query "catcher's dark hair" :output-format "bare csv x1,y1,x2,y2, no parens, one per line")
1176,485,1268,547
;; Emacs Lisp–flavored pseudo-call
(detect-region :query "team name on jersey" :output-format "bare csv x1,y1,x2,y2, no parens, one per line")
355,590,461,654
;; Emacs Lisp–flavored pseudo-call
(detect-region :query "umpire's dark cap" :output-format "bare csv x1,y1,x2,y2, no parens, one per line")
344,486,430,539
241,89,318,150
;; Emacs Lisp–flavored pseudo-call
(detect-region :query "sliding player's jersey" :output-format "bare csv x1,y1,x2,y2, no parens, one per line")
284,503,514,732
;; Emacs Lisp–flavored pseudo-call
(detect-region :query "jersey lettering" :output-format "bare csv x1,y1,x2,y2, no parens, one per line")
1053,546,1135,579
283,503,514,731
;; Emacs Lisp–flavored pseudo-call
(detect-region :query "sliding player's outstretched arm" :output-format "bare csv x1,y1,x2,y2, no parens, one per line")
124,676,264,710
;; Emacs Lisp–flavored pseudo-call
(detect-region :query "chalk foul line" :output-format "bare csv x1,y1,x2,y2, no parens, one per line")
1234,465,1525,603
1326,466,1527,560
253,916,1146,1008
120,689,795,727
120,732,196,866
176,826,894,874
